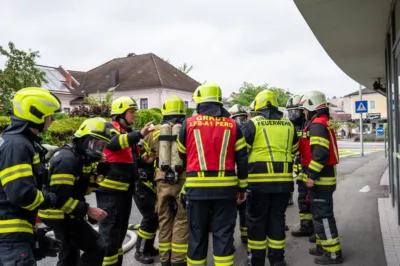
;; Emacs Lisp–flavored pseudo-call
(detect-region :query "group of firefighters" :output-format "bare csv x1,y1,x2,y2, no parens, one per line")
0,82,343,266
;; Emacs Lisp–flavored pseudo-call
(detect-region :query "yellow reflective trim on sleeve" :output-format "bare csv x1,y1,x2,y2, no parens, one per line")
49,174,76,186
297,172,307,182
118,134,129,149
102,253,119,265
185,177,238,187
38,209,65,220
98,178,130,191
235,137,246,151
0,219,34,234
153,130,160,140
21,190,44,211
267,237,285,249
292,142,299,153
310,136,330,149
218,130,231,177
0,164,33,186
248,239,267,250
238,178,248,188
33,154,40,165
187,257,207,266
194,129,207,171
309,160,324,172
60,197,79,214
177,138,186,154
142,180,156,193
213,254,234,265
171,242,188,253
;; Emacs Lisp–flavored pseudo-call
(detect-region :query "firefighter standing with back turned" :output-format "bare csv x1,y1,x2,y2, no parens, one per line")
142,95,188,266
38,117,114,266
286,95,315,240
242,89,298,266
228,104,249,244
96,97,154,266
0,87,62,265
178,82,248,266
299,91,343,265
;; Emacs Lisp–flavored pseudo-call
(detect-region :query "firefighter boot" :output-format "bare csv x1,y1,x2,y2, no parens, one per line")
291,227,313,237
161,262,171,266
314,253,344,265
144,236,159,257
171,263,187,266
285,224,289,231
309,245,323,256
309,233,317,243
241,235,248,244
268,258,287,266
135,236,155,264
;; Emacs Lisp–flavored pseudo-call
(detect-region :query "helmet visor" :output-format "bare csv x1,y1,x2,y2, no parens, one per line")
234,116,248,125
288,109,302,121
87,139,108,153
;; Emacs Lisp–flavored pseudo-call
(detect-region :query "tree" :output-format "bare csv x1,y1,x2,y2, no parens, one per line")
229,82,289,107
0,42,46,114
178,62,194,74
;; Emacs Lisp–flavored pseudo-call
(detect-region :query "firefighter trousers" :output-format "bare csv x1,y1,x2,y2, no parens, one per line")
157,179,188,265
43,218,105,266
237,200,247,239
297,181,313,230
97,191,132,266
309,186,342,258
0,243,36,266
134,181,159,253
247,192,290,266
187,198,237,266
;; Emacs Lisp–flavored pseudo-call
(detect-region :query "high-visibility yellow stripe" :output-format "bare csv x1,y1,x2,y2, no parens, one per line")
248,239,267,250
213,254,234,266
21,190,44,211
235,137,246,151
248,173,293,183
33,154,40,165
153,130,160,140
262,128,274,162
60,197,79,214
142,180,156,193
314,177,336,186
238,178,248,188
187,257,207,266
138,229,155,239
300,213,312,220
292,142,299,153
218,130,231,177
0,219,33,234
177,137,186,154
185,177,238,187
267,237,285,249
102,253,118,265
310,136,330,149
50,174,75,186
159,242,171,251
171,242,188,253
0,164,33,186
194,129,207,171
98,178,129,191
118,134,129,149
309,160,324,172
38,209,65,219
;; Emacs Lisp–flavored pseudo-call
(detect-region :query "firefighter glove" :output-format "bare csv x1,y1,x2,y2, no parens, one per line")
33,228,62,261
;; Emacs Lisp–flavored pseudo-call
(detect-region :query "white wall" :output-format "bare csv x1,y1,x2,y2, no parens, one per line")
90,87,195,109
55,93,79,112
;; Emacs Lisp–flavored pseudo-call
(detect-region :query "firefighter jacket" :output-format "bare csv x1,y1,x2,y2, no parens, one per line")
143,124,182,193
96,121,142,193
293,124,304,175
0,121,56,243
137,140,156,194
38,143,100,221
242,108,299,194
301,114,339,186
177,104,248,200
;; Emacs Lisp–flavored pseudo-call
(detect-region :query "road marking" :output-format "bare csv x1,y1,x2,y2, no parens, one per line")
339,149,383,159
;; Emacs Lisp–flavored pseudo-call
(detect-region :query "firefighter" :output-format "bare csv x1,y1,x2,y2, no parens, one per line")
228,104,248,244
178,82,248,266
249,100,256,118
96,96,154,266
0,87,62,265
242,89,298,266
38,117,115,266
286,95,315,239
299,91,343,264
132,137,159,263
142,95,188,266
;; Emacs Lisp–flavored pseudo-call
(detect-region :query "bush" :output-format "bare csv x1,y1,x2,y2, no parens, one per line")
134,110,162,129
0,116,10,132
70,105,110,118
54,113,69,120
185,108,195,118
150,108,162,114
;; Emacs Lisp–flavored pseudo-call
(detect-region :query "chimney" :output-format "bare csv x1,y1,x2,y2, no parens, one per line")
109,69,119,88
127,53,136,57
65,73,72,87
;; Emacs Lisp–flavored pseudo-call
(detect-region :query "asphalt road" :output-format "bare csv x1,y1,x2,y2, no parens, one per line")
38,152,387,266
337,140,385,151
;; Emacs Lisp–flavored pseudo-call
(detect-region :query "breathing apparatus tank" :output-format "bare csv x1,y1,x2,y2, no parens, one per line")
159,124,172,173
171,124,183,174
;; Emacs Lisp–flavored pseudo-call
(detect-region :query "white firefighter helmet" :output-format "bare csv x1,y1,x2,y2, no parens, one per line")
286,95,303,110
228,104,248,125
300,91,328,112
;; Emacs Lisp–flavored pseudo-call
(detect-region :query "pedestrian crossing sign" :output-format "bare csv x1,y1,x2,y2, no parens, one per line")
355,100,368,113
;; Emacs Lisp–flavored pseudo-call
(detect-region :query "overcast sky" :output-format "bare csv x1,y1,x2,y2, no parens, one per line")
0,0,359,98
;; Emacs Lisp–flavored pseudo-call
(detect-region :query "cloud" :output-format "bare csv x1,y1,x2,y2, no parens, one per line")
0,0,359,98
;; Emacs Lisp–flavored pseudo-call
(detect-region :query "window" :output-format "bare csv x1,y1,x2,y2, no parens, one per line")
184,101,189,108
140,98,148,109
369,100,376,110
63,108,70,114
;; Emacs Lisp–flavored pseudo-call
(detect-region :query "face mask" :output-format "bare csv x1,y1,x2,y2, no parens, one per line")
234,116,248,125
85,138,108,161
288,109,302,121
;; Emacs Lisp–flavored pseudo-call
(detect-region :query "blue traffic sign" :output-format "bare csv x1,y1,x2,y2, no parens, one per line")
355,100,368,113
377,127,384,135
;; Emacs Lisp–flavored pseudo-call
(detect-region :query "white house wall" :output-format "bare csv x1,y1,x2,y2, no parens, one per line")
90,88,195,109
55,93,79,112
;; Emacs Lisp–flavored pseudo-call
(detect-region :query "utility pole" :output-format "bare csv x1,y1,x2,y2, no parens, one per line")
359,84,364,156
